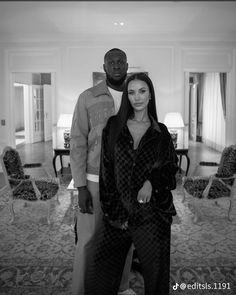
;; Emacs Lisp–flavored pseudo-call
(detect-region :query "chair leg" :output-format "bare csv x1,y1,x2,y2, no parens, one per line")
182,177,186,203
9,199,15,223
192,196,203,223
55,192,60,205
214,200,219,207
55,178,60,205
46,200,51,225
182,188,186,203
228,197,233,221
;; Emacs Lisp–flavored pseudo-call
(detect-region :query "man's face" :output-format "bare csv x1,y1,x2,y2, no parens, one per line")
103,50,128,86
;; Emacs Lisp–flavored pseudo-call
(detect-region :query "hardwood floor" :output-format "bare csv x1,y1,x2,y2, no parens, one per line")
186,140,221,176
0,140,221,190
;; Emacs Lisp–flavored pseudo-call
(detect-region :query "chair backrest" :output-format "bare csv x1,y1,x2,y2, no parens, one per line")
0,146,25,185
217,145,236,177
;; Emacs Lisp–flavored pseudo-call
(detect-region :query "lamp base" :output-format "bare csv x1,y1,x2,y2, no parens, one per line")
64,130,70,149
170,131,178,149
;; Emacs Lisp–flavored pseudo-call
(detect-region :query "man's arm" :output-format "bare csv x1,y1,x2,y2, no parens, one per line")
70,91,93,214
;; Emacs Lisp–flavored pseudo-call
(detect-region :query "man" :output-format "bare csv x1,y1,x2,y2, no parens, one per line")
70,48,136,295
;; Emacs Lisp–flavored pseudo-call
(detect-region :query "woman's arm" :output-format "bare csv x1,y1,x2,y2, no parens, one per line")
99,121,128,223
137,130,178,203
148,135,179,192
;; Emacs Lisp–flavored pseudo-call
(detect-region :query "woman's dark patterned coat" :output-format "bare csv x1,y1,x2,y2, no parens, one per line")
99,116,179,227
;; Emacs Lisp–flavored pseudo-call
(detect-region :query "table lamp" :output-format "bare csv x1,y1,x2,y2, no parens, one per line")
57,114,73,148
164,112,184,148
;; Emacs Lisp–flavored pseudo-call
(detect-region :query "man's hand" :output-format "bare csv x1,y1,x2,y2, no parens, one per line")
137,180,152,204
77,187,93,214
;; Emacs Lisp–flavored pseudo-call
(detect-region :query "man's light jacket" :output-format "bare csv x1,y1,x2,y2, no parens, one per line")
70,80,115,187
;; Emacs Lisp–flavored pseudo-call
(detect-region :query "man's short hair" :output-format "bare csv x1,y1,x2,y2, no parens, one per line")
104,48,127,62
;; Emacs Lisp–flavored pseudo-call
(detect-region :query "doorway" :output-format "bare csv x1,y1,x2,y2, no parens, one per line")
13,73,53,147
14,83,25,146
186,72,227,152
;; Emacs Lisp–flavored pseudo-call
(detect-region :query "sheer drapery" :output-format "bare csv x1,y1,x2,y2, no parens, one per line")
197,73,204,140
197,73,204,124
202,73,225,152
220,73,227,119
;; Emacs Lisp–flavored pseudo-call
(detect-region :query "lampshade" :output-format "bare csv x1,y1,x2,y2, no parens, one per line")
57,114,73,128
163,112,184,129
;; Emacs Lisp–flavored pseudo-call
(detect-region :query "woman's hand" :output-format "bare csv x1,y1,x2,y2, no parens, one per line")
137,180,153,204
109,220,128,230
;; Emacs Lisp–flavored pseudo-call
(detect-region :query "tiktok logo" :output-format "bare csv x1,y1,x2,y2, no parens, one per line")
173,283,179,290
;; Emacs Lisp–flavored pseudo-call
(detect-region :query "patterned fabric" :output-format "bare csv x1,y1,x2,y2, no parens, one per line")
3,147,59,201
3,149,25,179
100,116,179,226
11,178,59,201
183,177,231,199
85,213,171,295
216,145,236,177
183,145,236,199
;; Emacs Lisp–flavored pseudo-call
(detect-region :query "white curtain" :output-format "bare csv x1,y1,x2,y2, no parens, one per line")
202,73,225,152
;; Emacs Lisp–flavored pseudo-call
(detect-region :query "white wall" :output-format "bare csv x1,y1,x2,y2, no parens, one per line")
0,40,236,155
61,46,178,122
0,47,6,151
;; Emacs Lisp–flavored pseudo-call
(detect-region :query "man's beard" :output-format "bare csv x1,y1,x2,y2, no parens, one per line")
106,73,127,86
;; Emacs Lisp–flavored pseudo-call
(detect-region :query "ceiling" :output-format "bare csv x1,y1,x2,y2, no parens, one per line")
1,1,236,42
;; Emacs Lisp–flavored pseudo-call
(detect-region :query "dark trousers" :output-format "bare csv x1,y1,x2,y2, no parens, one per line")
84,213,171,295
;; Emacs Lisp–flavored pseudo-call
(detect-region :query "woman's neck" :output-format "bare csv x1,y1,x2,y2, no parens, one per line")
131,110,149,122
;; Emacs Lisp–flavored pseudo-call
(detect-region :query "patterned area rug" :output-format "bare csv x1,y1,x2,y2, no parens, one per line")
0,181,236,295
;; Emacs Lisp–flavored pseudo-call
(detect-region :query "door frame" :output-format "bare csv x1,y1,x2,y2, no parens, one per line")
184,70,231,145
9,71,56,148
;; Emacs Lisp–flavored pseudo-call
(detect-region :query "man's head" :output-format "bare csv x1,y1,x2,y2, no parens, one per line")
103,48,128,91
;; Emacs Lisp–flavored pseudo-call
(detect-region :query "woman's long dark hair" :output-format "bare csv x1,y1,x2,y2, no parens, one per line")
108,72,158,160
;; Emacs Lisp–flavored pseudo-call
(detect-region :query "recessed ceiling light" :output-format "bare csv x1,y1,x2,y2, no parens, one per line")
114,22,124,26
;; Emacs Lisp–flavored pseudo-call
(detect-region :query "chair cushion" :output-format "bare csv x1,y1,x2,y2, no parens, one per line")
183,177,231,199
183,145,236,199
12,178,59,201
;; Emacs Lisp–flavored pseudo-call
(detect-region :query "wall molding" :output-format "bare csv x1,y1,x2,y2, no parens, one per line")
182,47,233,72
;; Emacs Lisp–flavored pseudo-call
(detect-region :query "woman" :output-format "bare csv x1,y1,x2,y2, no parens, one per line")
85,73,179,295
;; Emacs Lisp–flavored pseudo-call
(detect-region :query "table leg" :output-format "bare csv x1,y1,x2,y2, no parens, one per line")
52,154,58,177
60,155,63,175
185,153,190,176
177,155,183,174
179,155,182,168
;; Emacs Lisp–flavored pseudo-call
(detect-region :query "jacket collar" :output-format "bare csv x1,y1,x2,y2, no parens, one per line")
90,80,111,97
149,116,161,133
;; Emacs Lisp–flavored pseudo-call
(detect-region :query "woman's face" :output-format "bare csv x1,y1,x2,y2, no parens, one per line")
127,79,150,112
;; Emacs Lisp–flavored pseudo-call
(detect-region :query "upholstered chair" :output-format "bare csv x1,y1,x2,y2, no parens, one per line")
0,146,60,224
182,145,236,222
